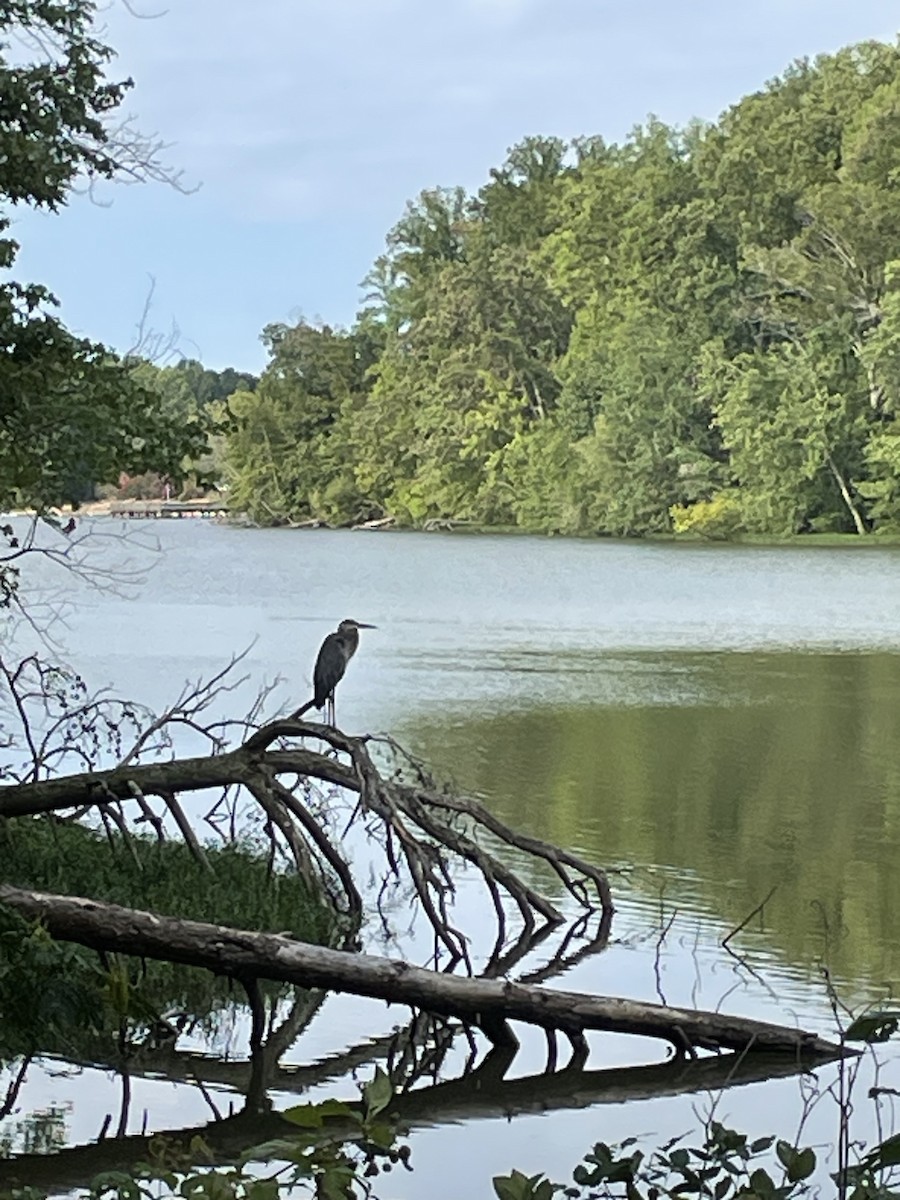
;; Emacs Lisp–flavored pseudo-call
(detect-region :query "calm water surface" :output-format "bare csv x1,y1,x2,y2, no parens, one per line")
9,521,900,1194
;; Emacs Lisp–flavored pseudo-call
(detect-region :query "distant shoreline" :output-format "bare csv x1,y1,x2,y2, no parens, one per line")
6,497,228,520
8,503,900,546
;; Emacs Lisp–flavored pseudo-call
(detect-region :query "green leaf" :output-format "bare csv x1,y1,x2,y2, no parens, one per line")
775,1141,795,1170
362,1066,393,1119
748,1168,775,1196
750,1138,776,1155
862,1132,900,1172
787,1148,816,1183
315,1099,355,1119
364,1120,396,1152
280,1105,323,1130
493,1169,551,1200
281,1098,358,1130
317,1163,356,1200
533,1180,557,1200
245,1182,280,1200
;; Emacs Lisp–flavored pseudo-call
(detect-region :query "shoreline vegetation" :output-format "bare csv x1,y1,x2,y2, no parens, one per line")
10,38,900,547
90,37,900,546
201,37,900,545
40,498,900,547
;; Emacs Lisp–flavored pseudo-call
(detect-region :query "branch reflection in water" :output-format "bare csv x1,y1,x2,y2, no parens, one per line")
0,912,842,1194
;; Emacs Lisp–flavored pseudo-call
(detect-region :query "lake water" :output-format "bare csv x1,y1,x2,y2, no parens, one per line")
6,521,900,1195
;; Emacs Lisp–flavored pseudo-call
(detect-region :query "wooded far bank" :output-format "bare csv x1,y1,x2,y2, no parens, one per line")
209,37,900,540
5,26,900,542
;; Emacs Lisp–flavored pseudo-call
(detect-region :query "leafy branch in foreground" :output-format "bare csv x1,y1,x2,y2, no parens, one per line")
494,1124,819,1200
47,1070,410,1200
492,1008,900,1200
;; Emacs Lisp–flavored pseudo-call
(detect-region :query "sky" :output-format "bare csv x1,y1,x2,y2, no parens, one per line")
9,0,900,373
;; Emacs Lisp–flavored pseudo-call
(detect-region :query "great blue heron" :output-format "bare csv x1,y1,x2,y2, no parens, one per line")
293,618,376,725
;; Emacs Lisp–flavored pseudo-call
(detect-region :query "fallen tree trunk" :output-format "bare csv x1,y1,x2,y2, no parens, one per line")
0,884,846,1059
0,746,351,819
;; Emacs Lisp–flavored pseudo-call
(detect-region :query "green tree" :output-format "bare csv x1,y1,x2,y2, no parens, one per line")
224,321,371,524
702,336,868,534
476,135,569,250
225,35,900,540
0,0,207,514
554,125,739,534
697,41,900,248
352,240,570,525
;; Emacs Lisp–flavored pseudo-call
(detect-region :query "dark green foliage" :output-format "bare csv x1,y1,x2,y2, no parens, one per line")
0,1,211,514
0,317,210,510
0,816,332,1062
224,37,900,540
0,1,127,210
169,359,259,407
0,816,329,935
493,1123,820,1200
0,911,106,1064
224,321,375,524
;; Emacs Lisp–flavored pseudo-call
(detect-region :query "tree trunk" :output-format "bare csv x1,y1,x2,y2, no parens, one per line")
0,884,846,1060
826,452,867,535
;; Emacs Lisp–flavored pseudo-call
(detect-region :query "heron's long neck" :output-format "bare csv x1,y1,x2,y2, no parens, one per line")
340,629,360,660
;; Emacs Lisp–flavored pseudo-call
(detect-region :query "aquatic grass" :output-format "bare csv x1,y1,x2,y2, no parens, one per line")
0,816,332,940
0,816,337,1063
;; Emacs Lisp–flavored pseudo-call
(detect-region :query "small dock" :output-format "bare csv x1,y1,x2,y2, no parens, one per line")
108,500,228,520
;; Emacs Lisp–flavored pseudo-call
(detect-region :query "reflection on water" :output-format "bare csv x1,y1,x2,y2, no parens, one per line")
403,650,900,997
6,523,900,1191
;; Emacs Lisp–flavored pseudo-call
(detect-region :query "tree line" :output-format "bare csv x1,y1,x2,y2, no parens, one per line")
222,37,900,538
3,10,899,539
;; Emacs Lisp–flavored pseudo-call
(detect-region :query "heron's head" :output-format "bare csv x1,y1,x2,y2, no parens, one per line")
337,618,377,633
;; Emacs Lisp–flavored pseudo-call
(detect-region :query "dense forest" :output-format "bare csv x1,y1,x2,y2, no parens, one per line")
216,38,900,538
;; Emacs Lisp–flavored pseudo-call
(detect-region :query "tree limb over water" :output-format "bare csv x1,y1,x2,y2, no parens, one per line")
0,885,846,1062
0,678,853,1187
0,646,848,1145
0,700,848,1073
0,716,613,964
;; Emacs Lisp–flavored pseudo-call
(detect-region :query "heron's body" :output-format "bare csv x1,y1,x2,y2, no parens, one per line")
309,618,375,724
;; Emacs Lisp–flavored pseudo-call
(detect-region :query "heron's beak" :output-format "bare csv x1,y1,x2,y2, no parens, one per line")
356,623,377,629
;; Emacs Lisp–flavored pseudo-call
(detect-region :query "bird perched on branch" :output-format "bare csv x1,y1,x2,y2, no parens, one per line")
292,618,376,725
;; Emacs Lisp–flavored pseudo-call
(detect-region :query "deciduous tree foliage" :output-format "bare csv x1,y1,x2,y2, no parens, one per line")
225,37,900,537
0,1,208,513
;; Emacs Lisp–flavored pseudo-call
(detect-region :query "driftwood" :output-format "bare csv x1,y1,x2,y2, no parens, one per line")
38,916,613,1095
0,885,846,1060
351,516,396,530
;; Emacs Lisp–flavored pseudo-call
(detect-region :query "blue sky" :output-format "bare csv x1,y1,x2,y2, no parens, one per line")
9,0,899,373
